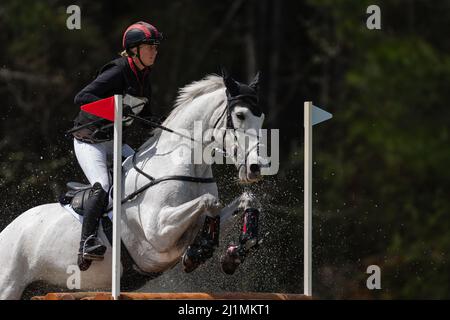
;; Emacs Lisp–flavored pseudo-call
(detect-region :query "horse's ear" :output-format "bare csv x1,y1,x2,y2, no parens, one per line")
249,71,260,91
222,68,239,96
220,66,229,79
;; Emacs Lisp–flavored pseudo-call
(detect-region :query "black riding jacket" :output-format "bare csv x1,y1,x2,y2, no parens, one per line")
72,56,153,142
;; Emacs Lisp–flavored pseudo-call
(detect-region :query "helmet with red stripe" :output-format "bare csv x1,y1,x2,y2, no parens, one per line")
122,21,163,51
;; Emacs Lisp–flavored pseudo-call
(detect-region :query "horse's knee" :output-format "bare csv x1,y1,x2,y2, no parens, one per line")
200,193,221,216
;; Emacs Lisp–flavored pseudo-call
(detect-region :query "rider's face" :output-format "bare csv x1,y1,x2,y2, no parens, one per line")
132,44,158,69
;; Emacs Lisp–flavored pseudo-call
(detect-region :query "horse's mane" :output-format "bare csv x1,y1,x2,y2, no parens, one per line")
139,75,225,152
162,74,225,126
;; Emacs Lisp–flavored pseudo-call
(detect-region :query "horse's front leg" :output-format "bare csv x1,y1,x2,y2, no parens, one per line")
181,211,223,273
180,193,262,273
219,192,262,275
154,193,221,253
217,192,259,226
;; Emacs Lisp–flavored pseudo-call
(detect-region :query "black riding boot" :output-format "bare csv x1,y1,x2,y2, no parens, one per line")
78,182,108,262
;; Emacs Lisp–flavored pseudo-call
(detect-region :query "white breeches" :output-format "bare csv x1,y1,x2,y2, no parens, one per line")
73,138,135,192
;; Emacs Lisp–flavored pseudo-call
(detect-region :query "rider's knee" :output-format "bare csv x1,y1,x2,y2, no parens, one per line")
93,181,110,194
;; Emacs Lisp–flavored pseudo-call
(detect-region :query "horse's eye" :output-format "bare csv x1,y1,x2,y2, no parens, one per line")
236,112,245,121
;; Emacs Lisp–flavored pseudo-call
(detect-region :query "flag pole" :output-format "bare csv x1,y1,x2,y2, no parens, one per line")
303,101,333,297
304,101,313,296
112,94,123,300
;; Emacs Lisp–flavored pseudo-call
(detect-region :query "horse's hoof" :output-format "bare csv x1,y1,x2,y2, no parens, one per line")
181,244,202,273
182,241,217,273
181,251,199,273
220,245,242,275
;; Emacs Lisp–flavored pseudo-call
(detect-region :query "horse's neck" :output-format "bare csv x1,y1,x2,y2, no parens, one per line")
133,88,226,175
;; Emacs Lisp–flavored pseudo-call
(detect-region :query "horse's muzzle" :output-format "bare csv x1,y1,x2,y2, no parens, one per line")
239,163,262,183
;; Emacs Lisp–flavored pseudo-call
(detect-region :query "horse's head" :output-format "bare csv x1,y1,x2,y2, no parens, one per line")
214,71,266,184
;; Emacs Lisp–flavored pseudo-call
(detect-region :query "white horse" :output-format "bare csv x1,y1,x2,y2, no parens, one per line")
0,73,266,299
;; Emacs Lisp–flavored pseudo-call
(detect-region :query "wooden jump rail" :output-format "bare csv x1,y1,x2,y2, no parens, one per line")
31,292,311,300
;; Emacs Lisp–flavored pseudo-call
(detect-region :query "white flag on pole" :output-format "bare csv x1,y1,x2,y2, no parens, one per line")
311,105,332,126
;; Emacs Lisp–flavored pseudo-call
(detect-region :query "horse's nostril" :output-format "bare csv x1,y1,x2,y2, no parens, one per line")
249,164,261,174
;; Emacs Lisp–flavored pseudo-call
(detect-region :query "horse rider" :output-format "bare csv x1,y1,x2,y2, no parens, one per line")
70,21,163,263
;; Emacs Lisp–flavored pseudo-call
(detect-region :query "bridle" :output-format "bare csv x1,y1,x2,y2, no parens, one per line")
211,89,262,172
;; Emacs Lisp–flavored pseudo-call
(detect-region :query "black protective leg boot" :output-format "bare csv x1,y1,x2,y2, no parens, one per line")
221,208,260,275
182,215,220,273
78,182,108,262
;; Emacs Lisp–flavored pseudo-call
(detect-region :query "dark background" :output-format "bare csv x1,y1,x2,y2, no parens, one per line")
0,0,449,299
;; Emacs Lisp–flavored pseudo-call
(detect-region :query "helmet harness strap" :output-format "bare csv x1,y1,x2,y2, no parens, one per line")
132,46,151,68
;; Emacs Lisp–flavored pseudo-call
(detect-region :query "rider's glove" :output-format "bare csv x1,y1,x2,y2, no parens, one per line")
123,105,134,117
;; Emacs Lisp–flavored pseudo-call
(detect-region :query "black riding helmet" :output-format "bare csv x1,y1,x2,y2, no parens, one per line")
122,21,163,66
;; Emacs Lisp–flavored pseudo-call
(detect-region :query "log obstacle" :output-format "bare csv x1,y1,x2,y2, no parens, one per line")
31,292,310,300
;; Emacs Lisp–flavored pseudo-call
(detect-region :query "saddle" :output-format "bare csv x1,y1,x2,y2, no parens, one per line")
59,153,126,214
59,182,94,215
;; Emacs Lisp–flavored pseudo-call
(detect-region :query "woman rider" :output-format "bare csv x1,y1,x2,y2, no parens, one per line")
70,21,162,265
